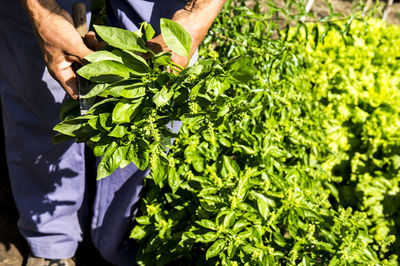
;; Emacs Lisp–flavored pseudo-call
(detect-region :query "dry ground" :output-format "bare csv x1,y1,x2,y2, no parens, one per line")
1,1,399,265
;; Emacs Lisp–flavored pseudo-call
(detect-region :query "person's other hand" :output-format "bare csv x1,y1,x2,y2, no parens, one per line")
34,7,93,99
146,34,189,68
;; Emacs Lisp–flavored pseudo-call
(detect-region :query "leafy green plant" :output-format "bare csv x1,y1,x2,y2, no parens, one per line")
53,19,255,181
300,18,400,261
129,2,398,265
55,1,400,265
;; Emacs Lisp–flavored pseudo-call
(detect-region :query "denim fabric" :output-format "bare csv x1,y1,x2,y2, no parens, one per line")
0,0,91,260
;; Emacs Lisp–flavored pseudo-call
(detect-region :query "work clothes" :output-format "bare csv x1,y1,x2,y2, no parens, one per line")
0,0,195,265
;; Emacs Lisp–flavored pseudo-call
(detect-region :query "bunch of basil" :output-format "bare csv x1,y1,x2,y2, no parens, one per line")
53,19,256,180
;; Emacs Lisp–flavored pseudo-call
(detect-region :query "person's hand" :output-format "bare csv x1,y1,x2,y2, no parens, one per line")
146,34,190,68
33,6,93,99
144,0,227,69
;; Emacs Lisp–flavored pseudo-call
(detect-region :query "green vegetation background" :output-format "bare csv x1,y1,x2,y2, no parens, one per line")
82,0,400,264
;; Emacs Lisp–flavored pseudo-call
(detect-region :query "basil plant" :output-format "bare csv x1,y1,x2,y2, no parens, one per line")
53,18,256,181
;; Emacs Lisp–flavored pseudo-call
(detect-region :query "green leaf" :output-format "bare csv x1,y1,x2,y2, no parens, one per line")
59,98,80,120
81,83,108,99
196,232,218,243
225,56,257,83
84,50,122,63
238,203,257,213
242,245,262,258
90,134,101,142
94,25,148,52
132,150,149,171
195,219,217,230
77,61,131,83
109,144,129,170
221,155,240,178
53,120,84,137
121,50,150,75
227,243,238,259
153,87,174,108
51,133,75,144
207,77,229,97
160,18,192,57
127,141,150,171
206,239,226,260
88,116,100,130
237,230,252,240
236,172,250,202
53,115,95,137
152,153,169,186
107,79,145,98
299,256,311,266
93,142,108,157
168,166,180,193
152,52,172,67
181,59,214,78
120,86,146,99
218,137,231,148
136,216,151,225
223,211,236,229
130,225,148,240
97,141,118,180
232,220,248,233
112,98,143,123
87,98,118,115
108,124,128,138
99,113,113,131
191,151,204,172
145,23,156,41
273,232,286,247
250,191,275,220
198,187,218,197
119,158,131,169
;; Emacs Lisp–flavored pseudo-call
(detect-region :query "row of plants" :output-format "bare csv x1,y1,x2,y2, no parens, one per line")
303,18,400,260
132,2,400,265
54,0,400,264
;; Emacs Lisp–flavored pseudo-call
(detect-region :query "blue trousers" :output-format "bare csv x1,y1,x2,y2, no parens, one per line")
0,1,193,265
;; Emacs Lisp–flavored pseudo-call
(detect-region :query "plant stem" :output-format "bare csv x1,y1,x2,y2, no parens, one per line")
171,61,184,71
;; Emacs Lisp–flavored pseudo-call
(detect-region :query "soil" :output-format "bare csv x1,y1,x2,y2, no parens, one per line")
1,1,399,265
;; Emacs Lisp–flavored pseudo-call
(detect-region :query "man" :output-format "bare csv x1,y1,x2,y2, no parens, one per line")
0,0,225,265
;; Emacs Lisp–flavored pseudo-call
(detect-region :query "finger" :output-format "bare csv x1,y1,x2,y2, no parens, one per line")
66,44,92,65
97,41,108,50
85,32,108,51
53,66,79,100
85,31,99,50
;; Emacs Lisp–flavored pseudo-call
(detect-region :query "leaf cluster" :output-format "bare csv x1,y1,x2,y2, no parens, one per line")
301,18,400,261
53,19,256,181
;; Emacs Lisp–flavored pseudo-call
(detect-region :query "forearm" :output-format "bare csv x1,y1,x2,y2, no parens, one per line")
171,0,226,57
21,0,60,28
